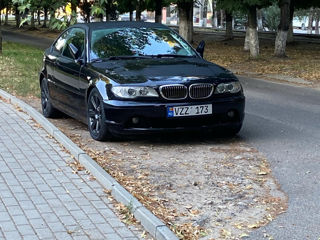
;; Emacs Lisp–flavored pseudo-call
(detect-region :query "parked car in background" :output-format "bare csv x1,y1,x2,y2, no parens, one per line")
118,12,147,21
39,22,245,141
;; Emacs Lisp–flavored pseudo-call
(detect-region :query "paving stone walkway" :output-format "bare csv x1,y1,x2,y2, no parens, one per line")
0,99,142,240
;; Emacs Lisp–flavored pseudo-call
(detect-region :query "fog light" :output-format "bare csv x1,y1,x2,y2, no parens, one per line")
132,117,139,124
227,110,235,118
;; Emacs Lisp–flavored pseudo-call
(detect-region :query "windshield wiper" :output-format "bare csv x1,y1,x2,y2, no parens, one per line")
91,55,193,62
107,55,151,60
91,58,107,63
146,54,196,58
91,56,150,62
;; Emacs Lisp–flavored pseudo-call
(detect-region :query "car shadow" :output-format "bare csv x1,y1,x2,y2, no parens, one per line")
119,130,243,146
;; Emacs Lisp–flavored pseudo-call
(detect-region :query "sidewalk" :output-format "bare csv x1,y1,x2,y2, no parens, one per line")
0,99,142,239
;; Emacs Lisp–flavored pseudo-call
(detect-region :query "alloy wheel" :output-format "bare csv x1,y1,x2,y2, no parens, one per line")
41,80,50,115
88,94,102,136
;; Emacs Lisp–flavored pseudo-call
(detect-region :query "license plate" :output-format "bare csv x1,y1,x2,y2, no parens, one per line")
167,104,212,117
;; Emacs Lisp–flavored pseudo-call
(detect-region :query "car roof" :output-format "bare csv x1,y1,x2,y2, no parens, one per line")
72,21,169,30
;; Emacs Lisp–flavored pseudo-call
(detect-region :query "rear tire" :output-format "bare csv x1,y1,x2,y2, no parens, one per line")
40,78,59,118
87,88,112,141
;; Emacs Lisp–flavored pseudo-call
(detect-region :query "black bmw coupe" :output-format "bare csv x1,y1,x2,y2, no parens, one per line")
40,22,245,141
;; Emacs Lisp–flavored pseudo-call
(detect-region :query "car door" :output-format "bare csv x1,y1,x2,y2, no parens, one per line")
46,30,70,105
53,27,86,118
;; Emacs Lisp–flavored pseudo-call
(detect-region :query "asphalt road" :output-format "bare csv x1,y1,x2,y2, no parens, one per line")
240,77,320,240
2,30,54,49
3,30,320,239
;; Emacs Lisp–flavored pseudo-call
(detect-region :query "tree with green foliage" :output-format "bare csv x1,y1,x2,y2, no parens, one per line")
0,0,11,26
217,0,272,58
13,0,44,29
145,0,171,23
91,0,117,21
274,0,290,57
225,10,233,39
117,0,135,20
274,0,320,57
0,0,6,26
263,3,280,31
169,0,194,43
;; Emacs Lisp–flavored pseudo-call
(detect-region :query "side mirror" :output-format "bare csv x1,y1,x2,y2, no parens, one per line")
196,40,205,58
68,43,79,60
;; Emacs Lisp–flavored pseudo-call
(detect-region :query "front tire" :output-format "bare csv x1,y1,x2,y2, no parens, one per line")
40,79,59,118
87,88,112,141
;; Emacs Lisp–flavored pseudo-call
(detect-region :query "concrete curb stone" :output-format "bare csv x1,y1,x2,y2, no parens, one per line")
134,207,166,238
53,130,85,159
112,183,143,213
0,89,179,240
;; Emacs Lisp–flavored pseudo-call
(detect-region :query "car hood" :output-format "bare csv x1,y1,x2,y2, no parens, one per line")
90,57,237,85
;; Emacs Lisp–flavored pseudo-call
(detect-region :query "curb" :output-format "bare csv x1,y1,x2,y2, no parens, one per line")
0,89,179,240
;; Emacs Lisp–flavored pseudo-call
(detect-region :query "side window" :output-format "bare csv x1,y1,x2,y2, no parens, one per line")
54,30,69,53
62,28,85,59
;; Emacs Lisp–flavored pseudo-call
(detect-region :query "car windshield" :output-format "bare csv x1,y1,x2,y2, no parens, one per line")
90,27,197,61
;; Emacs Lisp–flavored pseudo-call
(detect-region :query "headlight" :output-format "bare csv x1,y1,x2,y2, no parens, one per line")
214,81,242,94
111,86,159,99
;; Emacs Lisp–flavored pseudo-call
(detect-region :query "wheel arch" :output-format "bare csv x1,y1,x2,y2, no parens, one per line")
39,70,46,85
86,78,109,104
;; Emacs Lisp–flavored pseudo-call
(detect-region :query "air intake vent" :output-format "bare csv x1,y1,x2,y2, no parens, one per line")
159,84,188,100
189,83,214,99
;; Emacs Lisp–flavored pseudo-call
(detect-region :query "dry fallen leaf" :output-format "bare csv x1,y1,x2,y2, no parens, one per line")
248,224,259,229
240,233,249,238
220,228,231,237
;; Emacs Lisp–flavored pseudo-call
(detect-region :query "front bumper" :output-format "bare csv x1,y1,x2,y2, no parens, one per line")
103,95,245,135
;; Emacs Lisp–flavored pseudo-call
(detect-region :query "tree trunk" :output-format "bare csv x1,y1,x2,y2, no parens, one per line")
155,0,162,23
136,0,141,21
5,3,9,25
106,5,111,21
30,11,35,29
37,10,41,25
49,11,55,27
244,27,250,51
129,10,133,21
287,3,294,43
225,10,233,40
248,6,259,58
178,1,193,43
202,0,208,27
83,0,90,23
307,8,313,34
214,1,218,28
287,21,293,42
199,0,203,26
274,0,291,57
43,7,48,27
15,5,21,27
0,29,2,54
166,7,170,24
211,1,218,28
257,9,263,31
71,1,77,23
220,9,224,28
315,12,319,34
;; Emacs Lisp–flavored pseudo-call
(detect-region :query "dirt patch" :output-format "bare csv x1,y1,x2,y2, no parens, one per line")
22,97,287,239
194,35,320,89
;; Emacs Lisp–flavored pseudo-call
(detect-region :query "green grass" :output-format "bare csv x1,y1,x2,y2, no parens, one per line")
0,42,43,97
